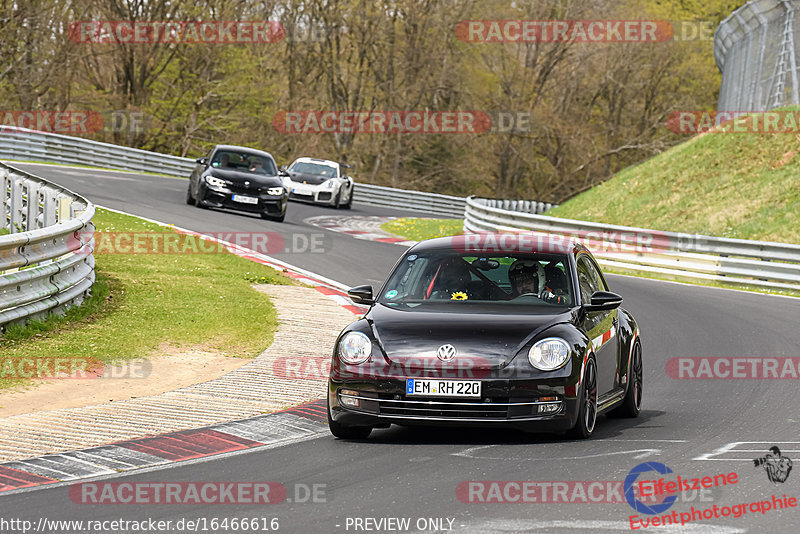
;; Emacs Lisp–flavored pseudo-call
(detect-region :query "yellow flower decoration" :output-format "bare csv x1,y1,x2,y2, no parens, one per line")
451,291,468,301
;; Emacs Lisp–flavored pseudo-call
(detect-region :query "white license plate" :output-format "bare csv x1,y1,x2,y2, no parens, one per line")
232,195,259,204
406,379,481,398
292,187,312,196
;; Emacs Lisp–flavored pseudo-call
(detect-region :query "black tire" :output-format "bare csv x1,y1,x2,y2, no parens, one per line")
194,188,207,209
333,191,341,209
610,341,642,418
185,184,194,205
568,357,598,439
342,187,353,209
327,396,372,440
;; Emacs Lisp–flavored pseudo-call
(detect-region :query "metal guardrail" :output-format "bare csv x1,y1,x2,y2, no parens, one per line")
352,183,466,217
351,187,556,218
0,162,95,328
0,126,195,177
464,196,800,292
0,126,555,218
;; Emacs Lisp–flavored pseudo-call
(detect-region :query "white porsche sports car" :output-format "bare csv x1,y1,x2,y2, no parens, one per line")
281,157,354,209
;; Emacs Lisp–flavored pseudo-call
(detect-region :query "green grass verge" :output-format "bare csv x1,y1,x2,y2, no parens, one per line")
0,208,292,390
548,107,800,244
381,218,463,241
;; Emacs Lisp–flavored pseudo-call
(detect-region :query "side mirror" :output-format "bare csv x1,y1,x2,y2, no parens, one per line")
196,157,208,166
348,285,374,305
584,290,622,312
279,165,288,175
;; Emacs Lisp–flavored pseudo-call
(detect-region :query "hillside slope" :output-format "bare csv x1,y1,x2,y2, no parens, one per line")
548,112,800,244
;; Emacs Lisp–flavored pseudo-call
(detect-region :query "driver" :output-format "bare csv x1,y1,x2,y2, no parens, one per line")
509,259,565,304
249,159,263,173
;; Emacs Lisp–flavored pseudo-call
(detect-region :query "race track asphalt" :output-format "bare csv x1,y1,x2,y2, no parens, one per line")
2,162,799,533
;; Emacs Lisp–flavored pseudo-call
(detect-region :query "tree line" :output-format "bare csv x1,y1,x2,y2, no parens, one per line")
0,0,743,202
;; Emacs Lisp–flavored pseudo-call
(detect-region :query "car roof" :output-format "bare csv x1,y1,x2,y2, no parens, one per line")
213,145,275,159
291,157,339,168
408,234,585,256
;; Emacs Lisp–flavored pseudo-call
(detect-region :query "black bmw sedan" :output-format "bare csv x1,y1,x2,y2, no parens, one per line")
186,145,289,221
327,234,643,440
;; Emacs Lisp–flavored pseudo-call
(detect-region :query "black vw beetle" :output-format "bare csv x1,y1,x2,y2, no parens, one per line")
327,234,642,439
186,144,289,222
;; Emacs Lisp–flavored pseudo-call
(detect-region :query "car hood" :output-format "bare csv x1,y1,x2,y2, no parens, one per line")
206,168,283,187
368,304,571,370
288,172,330,186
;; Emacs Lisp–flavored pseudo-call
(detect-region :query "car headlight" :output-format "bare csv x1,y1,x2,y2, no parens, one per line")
338,331,372,365
206,176,227,188
324,179,334,189
528,337,571,371
267,187,285,196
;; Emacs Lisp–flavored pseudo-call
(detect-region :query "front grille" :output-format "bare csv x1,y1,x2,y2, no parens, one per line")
338,391,561,421
228,184,260,194
317,192,332,201
379,397,509,419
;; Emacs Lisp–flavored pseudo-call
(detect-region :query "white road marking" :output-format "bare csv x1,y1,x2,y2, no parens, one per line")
694,441,800,461
596,439,688,443
453,445,662,460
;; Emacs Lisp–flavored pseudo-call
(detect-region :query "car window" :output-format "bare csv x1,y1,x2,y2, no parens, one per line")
210,151,277,175
576,255,605,303
290,161,338,177
378,252,573,309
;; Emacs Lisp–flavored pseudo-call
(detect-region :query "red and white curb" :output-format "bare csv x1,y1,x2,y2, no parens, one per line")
305,215,419,247
0,401,328,495
0,208,369,495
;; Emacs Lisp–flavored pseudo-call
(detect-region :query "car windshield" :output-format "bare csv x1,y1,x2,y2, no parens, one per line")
210,151,277,175
378,251,574,309
289,161,337,177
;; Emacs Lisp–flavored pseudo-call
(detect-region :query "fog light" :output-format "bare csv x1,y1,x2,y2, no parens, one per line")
340,389,360,408
538,401,561,413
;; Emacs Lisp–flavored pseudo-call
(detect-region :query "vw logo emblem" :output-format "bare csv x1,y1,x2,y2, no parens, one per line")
437,344,457,362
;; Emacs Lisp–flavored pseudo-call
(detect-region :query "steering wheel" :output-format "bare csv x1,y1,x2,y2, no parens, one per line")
516,292,539,298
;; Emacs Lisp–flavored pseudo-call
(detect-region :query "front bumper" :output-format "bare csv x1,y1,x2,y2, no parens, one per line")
200,186,287,215
288,183,336,205
327,379,580,433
